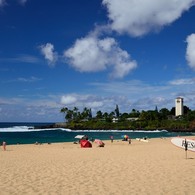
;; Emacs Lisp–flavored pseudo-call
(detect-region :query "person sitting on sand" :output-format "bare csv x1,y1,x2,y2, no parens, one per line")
35,141,42,145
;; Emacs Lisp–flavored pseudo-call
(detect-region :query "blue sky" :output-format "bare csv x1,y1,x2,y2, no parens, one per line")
1,0,195,122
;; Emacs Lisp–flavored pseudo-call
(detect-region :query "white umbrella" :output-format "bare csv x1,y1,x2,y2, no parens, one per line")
75,135,85,139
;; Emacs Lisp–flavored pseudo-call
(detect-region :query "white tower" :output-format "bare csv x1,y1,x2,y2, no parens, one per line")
175,97,184,116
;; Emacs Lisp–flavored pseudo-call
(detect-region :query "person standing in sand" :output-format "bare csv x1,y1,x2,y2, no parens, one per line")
110,136,114,143
2,141,6,151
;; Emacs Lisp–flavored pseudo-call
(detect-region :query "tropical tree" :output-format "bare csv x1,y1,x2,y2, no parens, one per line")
129,109,140,117
96,110,103,119
73,107,79,121
81,107,91,120
60,107,69,120
120,112,129,121
109,111,115,119
159,108,170,120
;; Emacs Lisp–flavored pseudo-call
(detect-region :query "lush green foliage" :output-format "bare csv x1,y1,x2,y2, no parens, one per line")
60,106,195,131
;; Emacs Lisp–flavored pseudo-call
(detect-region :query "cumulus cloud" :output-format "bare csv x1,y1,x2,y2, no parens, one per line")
64,35,137,78
61,95,77,105
186,33,195,69
61,94,104,108
39,43,58,67
102,0,195,37
60,93,130,113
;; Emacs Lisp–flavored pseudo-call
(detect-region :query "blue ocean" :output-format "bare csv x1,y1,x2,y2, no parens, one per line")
0,122,194,145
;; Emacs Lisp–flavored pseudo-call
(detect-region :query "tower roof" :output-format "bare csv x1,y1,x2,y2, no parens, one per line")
176,97,183,99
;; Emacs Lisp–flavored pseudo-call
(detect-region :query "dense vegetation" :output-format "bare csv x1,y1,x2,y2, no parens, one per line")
60,105,195,132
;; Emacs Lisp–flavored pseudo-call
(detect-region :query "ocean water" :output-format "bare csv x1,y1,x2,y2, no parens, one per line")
0,122,194,145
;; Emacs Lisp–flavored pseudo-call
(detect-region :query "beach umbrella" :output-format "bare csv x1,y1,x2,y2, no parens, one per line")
94,139,103,145
121,135,129,138
80,140,92,148
75,135,85,139
121,135,129,140
94,139,105,147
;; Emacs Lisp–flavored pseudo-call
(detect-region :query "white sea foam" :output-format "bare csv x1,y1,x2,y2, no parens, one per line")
0,126,72,132
71,129,167,133
0,125,167,133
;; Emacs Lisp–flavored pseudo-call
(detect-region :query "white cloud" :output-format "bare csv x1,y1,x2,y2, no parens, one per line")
58,90,178,116
0,96,63,122
169,78,195,85
1,76,195,122
17,76,41,82
15,55,39,63
0,55,40,64
60,94,128,113
61,95,77,105
186,34,195,69
102,0,195,37
0,0,6,7
0,0,28,7
110,51,137,78
64,35,137,78
40,43,58,67
85,101,103,108
60,94,105,109
3,76,41,83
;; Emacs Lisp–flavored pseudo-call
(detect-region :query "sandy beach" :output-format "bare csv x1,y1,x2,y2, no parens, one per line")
0,137,195,195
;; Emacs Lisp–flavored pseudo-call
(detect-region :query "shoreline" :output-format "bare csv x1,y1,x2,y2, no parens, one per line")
1,127,194,146
2,135,195,147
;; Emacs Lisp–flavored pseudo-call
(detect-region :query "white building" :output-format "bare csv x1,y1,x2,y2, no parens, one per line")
175,97,184,116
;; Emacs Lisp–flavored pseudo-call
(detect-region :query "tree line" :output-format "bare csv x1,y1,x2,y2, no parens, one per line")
60,105,195,131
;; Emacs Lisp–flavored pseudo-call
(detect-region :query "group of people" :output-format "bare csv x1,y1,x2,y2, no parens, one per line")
77,135,132,148
110,136,131,144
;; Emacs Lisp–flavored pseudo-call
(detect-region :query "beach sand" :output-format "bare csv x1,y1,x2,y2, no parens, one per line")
0,137,195,195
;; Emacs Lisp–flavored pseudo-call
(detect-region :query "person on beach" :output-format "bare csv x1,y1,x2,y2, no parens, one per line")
110,136,114,143
128,138,131,144
2,141,6,151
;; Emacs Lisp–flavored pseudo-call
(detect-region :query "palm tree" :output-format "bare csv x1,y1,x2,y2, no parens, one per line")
60,107,69,120
60,107,73,122
73,107,79,121
81,107,90,120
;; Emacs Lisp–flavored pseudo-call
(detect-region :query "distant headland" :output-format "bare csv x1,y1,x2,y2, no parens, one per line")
35,122,195,132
